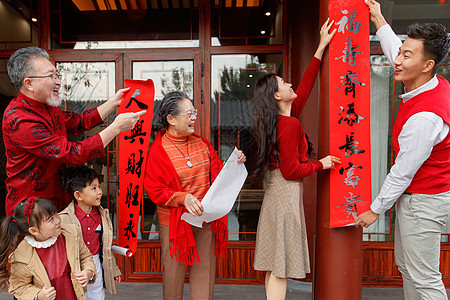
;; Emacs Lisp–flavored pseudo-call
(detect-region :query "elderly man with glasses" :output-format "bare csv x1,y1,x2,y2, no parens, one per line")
3,46,145,216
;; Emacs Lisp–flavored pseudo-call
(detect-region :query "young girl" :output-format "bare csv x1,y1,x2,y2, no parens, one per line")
0,197,96,300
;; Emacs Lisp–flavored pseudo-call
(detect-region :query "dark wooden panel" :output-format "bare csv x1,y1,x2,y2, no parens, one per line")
116,241,264,284
363,276,450,288
363,242,400,276
116,241,450,287
216,244,264,280
362,242,450,287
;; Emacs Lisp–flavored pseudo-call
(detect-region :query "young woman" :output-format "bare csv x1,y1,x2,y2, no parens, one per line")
0,197,96,300
252,19,341,300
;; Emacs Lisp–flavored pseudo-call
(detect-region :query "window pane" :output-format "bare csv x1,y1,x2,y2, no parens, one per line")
211,0,284,46
364,55,394,242
0,0,38,50
369,0,450,35
211,53,282,241
56,61,117,236
437,56,450,81
0,59,16,98
438,56,450,242
364,55,450,242
133,60,194,240
51,0,199,49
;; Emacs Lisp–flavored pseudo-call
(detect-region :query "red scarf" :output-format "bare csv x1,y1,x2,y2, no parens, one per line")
144,130,228,266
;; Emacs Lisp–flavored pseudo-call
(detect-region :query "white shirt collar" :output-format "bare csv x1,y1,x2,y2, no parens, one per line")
399,75,438,102
25,235,58,249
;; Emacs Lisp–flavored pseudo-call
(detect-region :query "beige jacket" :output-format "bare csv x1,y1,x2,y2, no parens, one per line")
9,224,96,300
60,202,121,294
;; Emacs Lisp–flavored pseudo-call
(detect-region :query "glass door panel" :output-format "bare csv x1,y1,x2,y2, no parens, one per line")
364,55,450,243
56,61,118,235
211,53,282,241
132,60,194,240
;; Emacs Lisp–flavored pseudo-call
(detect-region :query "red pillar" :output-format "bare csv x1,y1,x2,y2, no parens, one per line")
313,0,363,299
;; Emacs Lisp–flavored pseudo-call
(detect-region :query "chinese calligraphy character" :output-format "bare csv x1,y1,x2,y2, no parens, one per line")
336,71,365,98
339,162,363,188
125,149,144,177
125,183,140,208
338,103,365,126
335,38,362,66
125,89,149,109
339,132,366,157
347,10,361,33
124,120,147,144
124,213,137,240
336,10,361,34
336,192,363,219
336,11,348,34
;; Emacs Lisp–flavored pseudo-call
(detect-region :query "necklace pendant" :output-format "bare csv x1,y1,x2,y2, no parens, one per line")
187,160,193,168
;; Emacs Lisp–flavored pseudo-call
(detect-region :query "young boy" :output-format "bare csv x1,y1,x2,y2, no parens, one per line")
60,165,121,300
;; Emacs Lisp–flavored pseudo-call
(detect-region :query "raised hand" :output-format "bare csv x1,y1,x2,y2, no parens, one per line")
98,87,131,119
110,87,131,108
314,18,337,60
365,0,387,29
99,110,147,147
111,110,147,134
319,18,337,49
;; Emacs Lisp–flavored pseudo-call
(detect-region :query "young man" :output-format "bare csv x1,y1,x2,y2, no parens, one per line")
3,46,146,215
60,165,121,300
355,1,450,299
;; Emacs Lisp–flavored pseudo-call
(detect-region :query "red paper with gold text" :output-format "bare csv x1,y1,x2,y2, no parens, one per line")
329,0,372,228
118,79,154,254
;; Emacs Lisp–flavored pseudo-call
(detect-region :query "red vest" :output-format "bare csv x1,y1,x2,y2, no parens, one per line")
393,76,450,194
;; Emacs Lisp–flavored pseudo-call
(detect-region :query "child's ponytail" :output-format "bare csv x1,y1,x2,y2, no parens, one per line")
0,216,24,291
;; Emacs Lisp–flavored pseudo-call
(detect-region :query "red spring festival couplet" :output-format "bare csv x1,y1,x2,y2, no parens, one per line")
118,79,155,254
328,0,372,228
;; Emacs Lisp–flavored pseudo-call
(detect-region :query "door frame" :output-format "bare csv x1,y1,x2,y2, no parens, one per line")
49,48,209,282
123,49,204,136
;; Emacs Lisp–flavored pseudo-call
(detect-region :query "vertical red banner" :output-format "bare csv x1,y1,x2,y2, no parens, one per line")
118,79,154,254
329,0,372,228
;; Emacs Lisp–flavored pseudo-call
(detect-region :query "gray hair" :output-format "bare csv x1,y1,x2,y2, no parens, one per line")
158,91,190,129
7,47,50,91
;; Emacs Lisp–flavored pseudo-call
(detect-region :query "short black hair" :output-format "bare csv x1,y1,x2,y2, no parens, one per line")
61,165,99,202
407,23,450,74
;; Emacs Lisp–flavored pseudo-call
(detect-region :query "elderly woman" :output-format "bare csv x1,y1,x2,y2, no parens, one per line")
144,91,245,300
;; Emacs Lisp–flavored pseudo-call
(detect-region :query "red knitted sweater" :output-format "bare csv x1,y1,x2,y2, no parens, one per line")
268,57,323,179
144,130,227,266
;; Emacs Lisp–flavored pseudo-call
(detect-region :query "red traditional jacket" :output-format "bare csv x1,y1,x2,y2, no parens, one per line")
144,130,228,266
3,93,105,215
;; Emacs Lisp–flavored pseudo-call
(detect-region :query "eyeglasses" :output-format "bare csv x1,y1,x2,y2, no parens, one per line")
175,109,198,118
27,73,61,81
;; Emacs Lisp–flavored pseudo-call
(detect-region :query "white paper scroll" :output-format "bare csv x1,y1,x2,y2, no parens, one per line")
181,147,248,228
111,245,133,257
